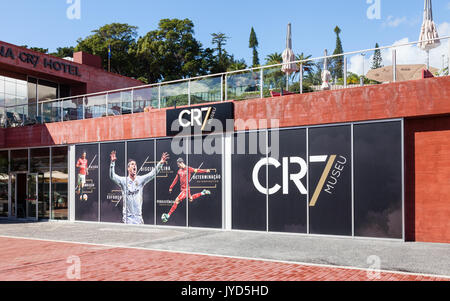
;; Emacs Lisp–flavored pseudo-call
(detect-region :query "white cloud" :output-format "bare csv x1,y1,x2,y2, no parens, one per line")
383,16,407,28
349,22,450,76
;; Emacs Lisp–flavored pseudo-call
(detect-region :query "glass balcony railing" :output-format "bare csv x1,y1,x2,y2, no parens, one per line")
1,36,448,128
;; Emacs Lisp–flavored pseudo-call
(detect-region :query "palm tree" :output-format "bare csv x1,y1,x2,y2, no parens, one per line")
295,53,314,74
265,52,283,65
227,59,247,71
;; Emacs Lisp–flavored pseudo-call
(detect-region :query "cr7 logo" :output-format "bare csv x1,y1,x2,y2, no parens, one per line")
252,155,347,207
178,107,216,131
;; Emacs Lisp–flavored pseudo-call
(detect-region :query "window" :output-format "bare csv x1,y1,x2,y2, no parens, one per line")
51,147,68,220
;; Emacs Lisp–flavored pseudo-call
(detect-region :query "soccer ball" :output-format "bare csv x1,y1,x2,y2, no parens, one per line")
161,213,169,223
83,194,88,201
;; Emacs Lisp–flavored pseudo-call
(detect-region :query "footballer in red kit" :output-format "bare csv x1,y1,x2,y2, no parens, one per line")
162,158,212,223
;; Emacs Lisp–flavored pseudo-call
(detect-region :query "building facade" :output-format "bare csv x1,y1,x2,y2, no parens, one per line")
0,42,449,244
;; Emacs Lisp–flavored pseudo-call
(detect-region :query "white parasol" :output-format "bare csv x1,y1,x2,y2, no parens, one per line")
321,49,331,90
418,0,440,69
281,23,299,92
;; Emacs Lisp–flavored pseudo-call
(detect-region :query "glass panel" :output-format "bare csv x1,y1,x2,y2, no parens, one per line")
0,76,4,93
85,94,106,119
27,174,37,219
190,76,222,104
38,79,58,102
51,147,68,220
10,174,15,217
227,70,260,101
38,173,49,220
0,151,8,173
11,149,28,172
0,107,5,128
30,148,50,173
63,97,83,121
59,85,71,98
133,87,158,113
41,101,61,123
108,91,132,116
16,174,26,218
27,78,37,103
0,173,7,217
5,80,16,95
121,90,132,114
16,80,27,98
263,66,287,97
5,94,15,107
160,82,188,108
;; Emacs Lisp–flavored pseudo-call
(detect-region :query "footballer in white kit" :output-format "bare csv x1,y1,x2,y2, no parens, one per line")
109,151,169,224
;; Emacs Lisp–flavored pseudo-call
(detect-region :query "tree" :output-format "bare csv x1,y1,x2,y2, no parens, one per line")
210,32,234,73
371,43,383,69
75,23,138,76
265,52,283,65
135,19,207,83
295,52,314,74
249,27,259,67
331,26,344,79
227,59,247,71
49,47,75,58
20,46,48,54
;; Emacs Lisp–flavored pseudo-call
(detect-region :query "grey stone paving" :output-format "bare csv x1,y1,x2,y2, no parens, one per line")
0,220,449,277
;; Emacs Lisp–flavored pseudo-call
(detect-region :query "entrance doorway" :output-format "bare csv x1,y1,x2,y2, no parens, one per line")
10,173,42,220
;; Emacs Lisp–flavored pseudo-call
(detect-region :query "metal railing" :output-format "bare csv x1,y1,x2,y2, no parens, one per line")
2,36,449,128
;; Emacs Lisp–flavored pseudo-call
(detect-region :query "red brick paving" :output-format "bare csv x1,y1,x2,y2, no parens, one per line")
0,237,448,281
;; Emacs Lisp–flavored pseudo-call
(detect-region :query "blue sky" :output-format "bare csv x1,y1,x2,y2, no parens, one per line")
1,0,449,69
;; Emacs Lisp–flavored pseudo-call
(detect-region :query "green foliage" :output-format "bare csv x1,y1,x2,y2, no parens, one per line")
265,52,283,65
75,23,138,77
228,59,248,71
331,26,344,79
135,19,207,82
249,27,260,67
20,46,49,54
50,47,75,58
371,43,383,69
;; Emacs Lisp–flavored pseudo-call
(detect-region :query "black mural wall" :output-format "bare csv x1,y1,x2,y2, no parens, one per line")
100,142,125,223
354,122,403,239
156,138,187,227
127,140,155,225
75,144,99,222
232,131,267,231
74,121,403,239
188,135,223,229
268,129,307,233
308,126,352,236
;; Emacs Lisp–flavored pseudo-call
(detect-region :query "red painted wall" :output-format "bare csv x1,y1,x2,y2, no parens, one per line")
405,116,450,244
0,41,143,95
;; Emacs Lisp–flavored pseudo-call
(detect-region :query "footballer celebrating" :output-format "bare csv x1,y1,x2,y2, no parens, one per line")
110,151,169,224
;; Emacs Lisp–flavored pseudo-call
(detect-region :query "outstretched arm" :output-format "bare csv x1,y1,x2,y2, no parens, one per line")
142,152,170,186
109,151,122,186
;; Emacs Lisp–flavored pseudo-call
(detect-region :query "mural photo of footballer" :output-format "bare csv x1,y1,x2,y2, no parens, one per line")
109,150,170,224
76,151,91,200
162,158,212,223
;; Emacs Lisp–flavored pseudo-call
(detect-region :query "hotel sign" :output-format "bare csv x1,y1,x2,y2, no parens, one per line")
0,44,82,77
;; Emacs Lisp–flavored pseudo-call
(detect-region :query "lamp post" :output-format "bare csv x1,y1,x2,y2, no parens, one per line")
360,53,366,86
